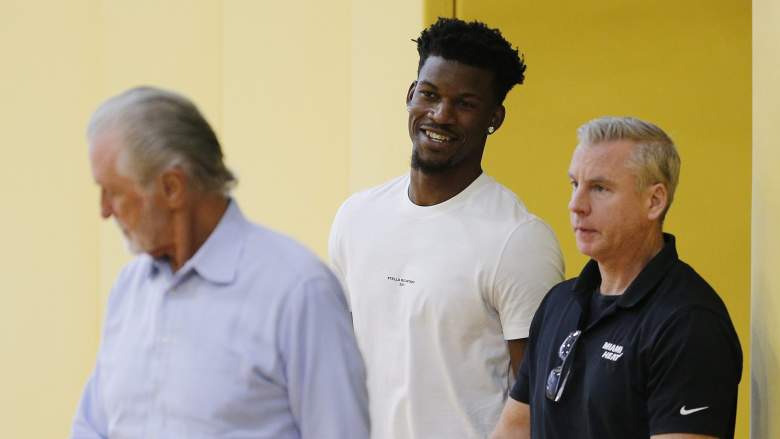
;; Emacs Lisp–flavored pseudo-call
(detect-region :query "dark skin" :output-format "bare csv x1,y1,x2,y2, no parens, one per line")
405,55,505,206
405,55,526,372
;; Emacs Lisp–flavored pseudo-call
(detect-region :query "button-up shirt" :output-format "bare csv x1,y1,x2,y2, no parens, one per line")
71,201,369,439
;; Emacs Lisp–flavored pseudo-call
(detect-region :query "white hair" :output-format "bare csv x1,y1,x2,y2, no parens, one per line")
577,116,681,217
88,86,236,195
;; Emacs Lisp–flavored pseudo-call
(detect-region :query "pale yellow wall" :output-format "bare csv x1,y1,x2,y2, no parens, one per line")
2,1,757,437
751,0,780,436
222,0,350,258
349,0,426,192
0,1,102,436
0,1,421,437
447,0,751,437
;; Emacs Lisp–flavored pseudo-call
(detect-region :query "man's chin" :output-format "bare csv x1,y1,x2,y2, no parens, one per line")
123,236,143,255
410,151,453,174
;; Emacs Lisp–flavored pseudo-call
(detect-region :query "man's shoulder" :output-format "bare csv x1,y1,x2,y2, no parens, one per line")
331,175,408,236
242,221,330,277
655,258,729,313
535,277,578,314
340,175,408,210
465,175,537,224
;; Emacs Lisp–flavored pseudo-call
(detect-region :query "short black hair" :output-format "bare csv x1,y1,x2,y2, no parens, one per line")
414,17,527,103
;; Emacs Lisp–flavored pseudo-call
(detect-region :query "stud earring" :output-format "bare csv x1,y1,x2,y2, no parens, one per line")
487,126,496,134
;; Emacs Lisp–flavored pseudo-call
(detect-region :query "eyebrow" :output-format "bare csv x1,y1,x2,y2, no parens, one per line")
568,173,615,185
417,81,484,100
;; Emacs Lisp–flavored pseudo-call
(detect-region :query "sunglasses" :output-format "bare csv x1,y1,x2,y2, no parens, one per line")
545,330,582,402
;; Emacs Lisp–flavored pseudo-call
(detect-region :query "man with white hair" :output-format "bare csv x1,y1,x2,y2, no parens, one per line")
490,116,742,439
71,86,369,439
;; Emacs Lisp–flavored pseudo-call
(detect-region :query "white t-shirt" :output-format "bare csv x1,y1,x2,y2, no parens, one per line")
329,173,564,439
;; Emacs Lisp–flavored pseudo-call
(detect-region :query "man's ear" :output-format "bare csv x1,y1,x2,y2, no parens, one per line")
489,105,506,133
159,168,187,209
406,81,417,107
646,183,669,221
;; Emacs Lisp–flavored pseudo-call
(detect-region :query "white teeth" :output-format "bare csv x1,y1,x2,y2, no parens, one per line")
425,130,452,142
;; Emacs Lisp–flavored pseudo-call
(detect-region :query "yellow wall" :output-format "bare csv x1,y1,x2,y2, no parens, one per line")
430,0,752,437
0,1,757,437
0,1,101,435
0,1,421,437
751,0,780,436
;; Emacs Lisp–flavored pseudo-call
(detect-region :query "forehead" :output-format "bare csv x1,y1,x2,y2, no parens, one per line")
418,55,495,98
89,131,131,182
569,140,637,178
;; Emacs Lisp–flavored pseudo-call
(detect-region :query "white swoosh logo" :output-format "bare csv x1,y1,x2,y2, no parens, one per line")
680,405,709,415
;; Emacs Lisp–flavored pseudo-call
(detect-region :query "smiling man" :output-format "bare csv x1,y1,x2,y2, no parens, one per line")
329,18,564,439
71,86,368,439
490,117,743,439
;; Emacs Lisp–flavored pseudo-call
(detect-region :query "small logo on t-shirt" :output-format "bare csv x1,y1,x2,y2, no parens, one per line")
680,405,709,415
601,341,624,361
387,275,415,287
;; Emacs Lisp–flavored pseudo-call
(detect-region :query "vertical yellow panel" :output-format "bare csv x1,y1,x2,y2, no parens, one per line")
752,0,780,436
455,1,751,437
222,0,351,259
350,0,425,193
0,1,102,437
424,0,454,25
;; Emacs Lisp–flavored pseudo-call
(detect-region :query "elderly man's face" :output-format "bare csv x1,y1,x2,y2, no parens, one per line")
89,132,171,256
567,140,655,264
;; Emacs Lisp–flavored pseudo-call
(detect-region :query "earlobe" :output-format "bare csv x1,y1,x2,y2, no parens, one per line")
491,105,507,132
160,169,186,209
646,183,668,221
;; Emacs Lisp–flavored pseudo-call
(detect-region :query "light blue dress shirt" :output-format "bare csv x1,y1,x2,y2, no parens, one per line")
71,201,369,439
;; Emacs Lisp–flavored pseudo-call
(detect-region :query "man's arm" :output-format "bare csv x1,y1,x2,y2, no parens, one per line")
646,309,741,439
70,368,108,439
281,275,369,439
490,398,530,439
492,219,563,344
507,338,527,377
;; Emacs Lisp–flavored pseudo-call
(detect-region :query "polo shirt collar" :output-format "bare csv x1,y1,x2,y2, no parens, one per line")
175,199,248,285
572,233,679,309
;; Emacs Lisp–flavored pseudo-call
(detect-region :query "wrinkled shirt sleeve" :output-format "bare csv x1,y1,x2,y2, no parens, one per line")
280,274,369,439
70,367,108,439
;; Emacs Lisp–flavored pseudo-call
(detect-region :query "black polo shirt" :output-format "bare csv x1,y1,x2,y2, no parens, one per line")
511,234,742,439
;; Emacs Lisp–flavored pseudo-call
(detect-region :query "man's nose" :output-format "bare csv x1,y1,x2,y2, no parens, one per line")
429,100,456,124
568,187,589,215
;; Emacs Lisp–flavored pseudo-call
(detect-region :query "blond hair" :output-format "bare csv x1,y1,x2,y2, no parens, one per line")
577,116,681,217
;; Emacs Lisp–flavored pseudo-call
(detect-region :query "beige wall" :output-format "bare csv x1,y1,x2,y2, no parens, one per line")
0,1,102,434
751,0,780,437
0,1,421,437
1,1,765,437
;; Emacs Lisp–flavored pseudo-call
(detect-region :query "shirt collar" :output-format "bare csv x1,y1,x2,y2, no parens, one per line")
165,199,248,285
572,233,679,309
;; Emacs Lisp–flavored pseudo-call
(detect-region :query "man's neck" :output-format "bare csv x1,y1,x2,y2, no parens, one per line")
597,230,664,295
167,195,230,272
408,165,482,206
